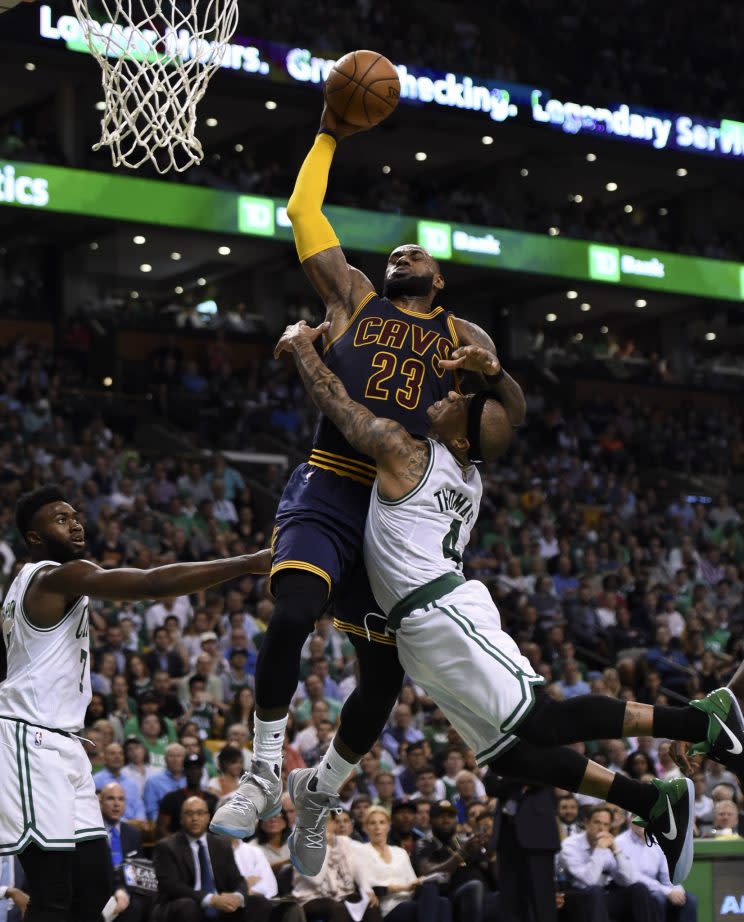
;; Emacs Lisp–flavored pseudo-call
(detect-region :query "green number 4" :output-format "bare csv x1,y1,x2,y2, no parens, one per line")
79,649,88,693
442,518,463,566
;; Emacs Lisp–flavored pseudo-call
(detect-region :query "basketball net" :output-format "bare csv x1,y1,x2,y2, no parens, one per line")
71,0,239,173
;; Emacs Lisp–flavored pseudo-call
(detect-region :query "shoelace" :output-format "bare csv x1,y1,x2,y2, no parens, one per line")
228,770,275,816
301,798,342,848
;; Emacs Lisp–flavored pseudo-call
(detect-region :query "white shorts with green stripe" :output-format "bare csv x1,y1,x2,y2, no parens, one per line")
395,579,545,765
0,717,106,854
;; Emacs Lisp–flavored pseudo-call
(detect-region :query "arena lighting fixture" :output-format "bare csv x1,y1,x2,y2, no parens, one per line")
139,263,152,272
415,151,427,161
659,207,669,216
218,245,231,255
481,135,493,145
175,285,184,294
205,117,218,127
586,152,597,162
635,299,647,308
133,235,146,244
95,101,106,111
705,331,717,341
548,226,560,236
574,333,584,342
234,143,244,152
265,100,278,110
129,292,138,299
573,193,583,203
520,167,529,177
566,290,578,299
89,242,99,251
580,303,591,311
600,325,609,334
546,313,557,322
624,204,633,213
24,62,36,71
676,167,688,177
382,165,391,174
170,252,181,260
102,376,113,387
197,277,206,286
605,181,618,191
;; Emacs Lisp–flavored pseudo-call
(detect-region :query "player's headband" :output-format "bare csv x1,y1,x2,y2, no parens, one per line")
467,390,492,464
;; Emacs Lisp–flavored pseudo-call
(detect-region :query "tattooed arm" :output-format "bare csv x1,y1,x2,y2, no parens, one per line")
274,321,430,501
449,317,526,427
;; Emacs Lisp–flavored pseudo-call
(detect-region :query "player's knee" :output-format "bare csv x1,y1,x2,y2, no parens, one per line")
272,570,329,634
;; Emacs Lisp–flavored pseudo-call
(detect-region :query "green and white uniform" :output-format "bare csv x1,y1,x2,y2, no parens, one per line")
0,561,105,853
364,439,544,764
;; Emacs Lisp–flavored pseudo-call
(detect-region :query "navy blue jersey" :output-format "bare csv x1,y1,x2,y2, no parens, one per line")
309,292,459,487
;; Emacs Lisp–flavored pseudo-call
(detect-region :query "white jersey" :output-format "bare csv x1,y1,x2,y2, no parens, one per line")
364,439,482,617
0,560,90,732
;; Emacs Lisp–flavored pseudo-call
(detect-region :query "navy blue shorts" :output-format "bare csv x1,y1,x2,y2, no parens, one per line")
271,463,394,647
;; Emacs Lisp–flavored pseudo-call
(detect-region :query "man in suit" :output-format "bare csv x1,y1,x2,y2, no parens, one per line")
154,796,272,922
146,626,186,680
489,781,561,922
100,782,150,922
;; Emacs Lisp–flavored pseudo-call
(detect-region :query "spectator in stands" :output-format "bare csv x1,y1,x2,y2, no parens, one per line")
125,654,153,700
389,801,418,854
157,753,218,838
359,806,451,922
556,660,591,699
207,745,244,800
397,742,430,796
382,704,424,761
557,795,582,839
122,736,158,799
145,626,185,680
0,854,28,922
373,773,398,815
692,772,714,837
93,743,146,821
560,804,655,921
255,811,292,874
707,800,742,839
294,699,333,762
153,796,263,922
292,811,382,922
616,819,697,921
144,742,187,821
99,782,148,922
294,674,342,727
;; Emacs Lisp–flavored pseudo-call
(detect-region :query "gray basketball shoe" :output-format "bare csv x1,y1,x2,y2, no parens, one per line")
287,767,341,876
209,759,282,838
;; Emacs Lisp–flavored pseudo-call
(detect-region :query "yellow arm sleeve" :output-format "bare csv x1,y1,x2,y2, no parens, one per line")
286,132,341,263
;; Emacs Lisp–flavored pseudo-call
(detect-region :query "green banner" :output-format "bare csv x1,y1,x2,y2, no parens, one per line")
1,159,742,302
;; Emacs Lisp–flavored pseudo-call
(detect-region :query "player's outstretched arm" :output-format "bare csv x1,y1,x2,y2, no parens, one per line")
275,321,428,499
37,549,272,603
448,318,526,427
286,105,374,318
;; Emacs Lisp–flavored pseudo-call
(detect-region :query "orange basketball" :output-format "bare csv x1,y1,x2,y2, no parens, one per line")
325,50,400,129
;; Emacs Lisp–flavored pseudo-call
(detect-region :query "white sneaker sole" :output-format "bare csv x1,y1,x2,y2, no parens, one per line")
671,777,695,886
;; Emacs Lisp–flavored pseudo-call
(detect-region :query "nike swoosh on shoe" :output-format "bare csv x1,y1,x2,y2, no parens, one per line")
714,714,744,755
662,795,677,841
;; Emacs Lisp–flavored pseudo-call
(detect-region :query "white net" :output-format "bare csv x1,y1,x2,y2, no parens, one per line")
71,0,239,173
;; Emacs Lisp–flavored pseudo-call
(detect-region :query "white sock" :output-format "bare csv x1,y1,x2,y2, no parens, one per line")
253,715,287,776
313,737,359,794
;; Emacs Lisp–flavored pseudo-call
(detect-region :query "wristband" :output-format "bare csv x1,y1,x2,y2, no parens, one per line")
487,366,505,383
317,128,337,141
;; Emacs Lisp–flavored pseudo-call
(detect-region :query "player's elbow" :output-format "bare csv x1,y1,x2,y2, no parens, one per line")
286,192,315,226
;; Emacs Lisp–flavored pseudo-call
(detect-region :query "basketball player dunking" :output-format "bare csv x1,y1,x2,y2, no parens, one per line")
0,485,270,921
210,101,526,874
275,317,744,888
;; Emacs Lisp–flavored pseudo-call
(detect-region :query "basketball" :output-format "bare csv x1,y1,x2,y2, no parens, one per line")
325,50,400,129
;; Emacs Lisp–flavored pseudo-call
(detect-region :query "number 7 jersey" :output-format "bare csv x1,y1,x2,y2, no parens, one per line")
364,439,482,617
311,293,458,483
0,561,90,732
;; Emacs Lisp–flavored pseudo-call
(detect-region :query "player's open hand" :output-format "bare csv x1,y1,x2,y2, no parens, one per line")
439,344,501,376
669,739,702,775
274,320,331,358
319,102,367,141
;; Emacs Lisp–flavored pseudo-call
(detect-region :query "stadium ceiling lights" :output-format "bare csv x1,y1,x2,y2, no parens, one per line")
95,101,106,111
659,207,669,216
566,291,578,299
265,100,278,110
586,153,597,162
676,167,688,177
382,165,391,174
635,299,647,308
170,252,181,260
234,143,244,152
546,313,557,322
139,263,152,272
600,325,609,334
481,135,493,145
705,332,717,341
133,235,146,244
197,277,206,286
624,204,633,213
580,303,591,312
520,168,529,177
218,245,231,255
548,226,560,236
175,285,184,294
89,241,99,251
415,151,427,161
606,181,618,192
571,193,584,203
205,117,218,127
24,62,36,71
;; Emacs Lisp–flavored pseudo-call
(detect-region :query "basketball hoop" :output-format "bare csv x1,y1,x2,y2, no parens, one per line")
71,0,239,173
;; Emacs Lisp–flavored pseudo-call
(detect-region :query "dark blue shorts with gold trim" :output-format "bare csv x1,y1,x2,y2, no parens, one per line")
271,458,395,646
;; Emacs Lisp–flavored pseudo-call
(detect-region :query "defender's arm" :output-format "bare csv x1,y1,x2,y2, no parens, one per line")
286,107,374,317
448,317,527,427
36,550,272,603
276,322,427,499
